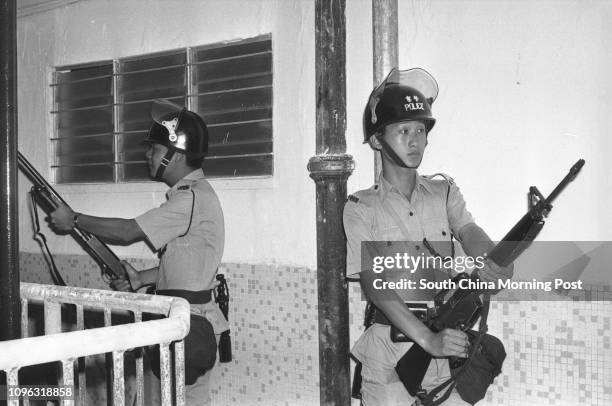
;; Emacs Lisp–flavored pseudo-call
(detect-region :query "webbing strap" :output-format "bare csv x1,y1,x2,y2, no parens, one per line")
30,189,66,286
420,294,491,406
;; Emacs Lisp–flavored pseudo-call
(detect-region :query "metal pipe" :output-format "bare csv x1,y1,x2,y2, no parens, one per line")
309,1,354,405
61,359,75,406
372,0,398,178
160,343,172,406
0,0,20,342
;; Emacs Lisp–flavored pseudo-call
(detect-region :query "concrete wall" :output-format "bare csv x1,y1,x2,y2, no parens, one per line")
346,0,612,242
17,0,318,268
17,1,612,405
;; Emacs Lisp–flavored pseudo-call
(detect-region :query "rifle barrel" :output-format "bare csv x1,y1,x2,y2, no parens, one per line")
545,159,585,205
17,152,68,206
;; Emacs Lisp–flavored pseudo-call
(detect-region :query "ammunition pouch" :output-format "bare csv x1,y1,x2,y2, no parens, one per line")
146,289,217,385
417,294,506,406
420,330,506,406
452,330,506,405
146,313,217,385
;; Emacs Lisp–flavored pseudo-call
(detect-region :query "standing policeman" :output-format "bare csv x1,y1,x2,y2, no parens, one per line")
344,69,512,405
50,100,228,405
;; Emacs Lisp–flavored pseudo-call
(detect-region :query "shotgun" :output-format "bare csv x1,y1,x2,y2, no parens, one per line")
18,151,127,283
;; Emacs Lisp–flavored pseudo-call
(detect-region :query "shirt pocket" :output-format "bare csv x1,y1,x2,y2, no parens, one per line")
372,223,405,240
422,219,454,258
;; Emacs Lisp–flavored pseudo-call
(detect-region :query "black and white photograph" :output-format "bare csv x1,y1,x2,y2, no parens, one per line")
0,0,610,405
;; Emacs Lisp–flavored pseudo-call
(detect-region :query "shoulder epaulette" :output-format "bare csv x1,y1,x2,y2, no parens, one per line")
425,172,455,185
178,184,191,191
348,194,360,203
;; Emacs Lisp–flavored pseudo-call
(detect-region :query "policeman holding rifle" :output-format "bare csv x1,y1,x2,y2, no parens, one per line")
344,68,513,405
49,100,227,405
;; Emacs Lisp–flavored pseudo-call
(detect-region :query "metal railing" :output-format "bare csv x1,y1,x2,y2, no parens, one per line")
0,282,190,406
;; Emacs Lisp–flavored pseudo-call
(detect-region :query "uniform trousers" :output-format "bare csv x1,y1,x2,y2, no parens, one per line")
353,323,469,406
136,332,220,406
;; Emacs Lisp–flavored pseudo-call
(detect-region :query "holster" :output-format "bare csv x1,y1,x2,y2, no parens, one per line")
218,329,232,363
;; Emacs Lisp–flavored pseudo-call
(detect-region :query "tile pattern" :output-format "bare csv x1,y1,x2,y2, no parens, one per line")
349,281,612,406
19,252,612,405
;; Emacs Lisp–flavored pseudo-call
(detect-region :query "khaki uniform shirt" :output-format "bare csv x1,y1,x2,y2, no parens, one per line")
343,173,474,299
136,169,228,333
344,173,475,402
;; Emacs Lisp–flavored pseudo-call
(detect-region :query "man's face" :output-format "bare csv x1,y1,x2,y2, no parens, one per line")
145,143,169,179
380,120,428,168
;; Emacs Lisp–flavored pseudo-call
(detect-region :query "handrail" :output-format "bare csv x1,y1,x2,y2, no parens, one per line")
0,315,188,370
18,282,188,315
0,283,191,406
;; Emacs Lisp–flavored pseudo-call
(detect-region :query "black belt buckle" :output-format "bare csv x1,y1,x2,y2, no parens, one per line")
390,303,429,343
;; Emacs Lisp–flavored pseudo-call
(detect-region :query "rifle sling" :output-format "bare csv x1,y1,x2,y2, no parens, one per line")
419,294,491,406
30,190,67,287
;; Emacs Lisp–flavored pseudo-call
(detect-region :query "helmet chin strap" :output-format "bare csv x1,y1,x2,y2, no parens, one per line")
376,135,421,169
155,149,175,181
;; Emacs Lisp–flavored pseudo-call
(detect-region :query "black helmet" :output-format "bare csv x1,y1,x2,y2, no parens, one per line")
363,68,439,143
146,100,208,157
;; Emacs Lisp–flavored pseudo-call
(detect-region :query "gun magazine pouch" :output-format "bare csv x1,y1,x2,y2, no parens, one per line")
453,330,506,404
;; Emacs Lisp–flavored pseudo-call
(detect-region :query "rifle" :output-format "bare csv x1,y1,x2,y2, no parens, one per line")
18,151,128,285
395,159,585,397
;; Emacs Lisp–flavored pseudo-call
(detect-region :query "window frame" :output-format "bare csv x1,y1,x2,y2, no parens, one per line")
50,34,273,185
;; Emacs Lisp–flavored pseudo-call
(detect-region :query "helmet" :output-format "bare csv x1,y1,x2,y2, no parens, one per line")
146,99,208,157
363,68,439,143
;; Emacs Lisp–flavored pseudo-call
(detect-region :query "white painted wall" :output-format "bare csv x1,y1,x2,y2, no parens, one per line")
17,0,318,267
347,0,611,242
18,0,611,271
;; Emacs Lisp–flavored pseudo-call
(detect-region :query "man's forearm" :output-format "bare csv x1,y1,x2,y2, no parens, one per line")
76,214,145,244
457,222,495,258
137,267,159,286
458,222,514,279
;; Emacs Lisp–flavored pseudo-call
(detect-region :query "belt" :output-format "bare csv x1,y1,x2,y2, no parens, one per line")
156,289,212,304
373,302,429,325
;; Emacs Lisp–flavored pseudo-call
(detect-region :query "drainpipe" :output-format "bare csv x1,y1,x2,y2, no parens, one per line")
372,0,398,178
308,0,354,405
0,0,21,341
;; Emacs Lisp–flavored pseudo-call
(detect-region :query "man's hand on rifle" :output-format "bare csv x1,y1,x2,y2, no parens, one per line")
49,203,77,232
422,328,470,358
111,260,143,292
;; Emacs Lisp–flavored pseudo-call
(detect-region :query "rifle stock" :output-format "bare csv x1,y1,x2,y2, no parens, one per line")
395,159,585,397
18,152,127,282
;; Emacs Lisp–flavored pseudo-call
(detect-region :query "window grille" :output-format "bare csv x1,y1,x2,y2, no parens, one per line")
51,35,273,183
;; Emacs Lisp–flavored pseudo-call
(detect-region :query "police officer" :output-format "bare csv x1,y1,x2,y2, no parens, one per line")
49,100,228,405
344,68,512,405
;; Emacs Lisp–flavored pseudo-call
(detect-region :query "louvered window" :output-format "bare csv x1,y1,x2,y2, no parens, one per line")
51,35,273,183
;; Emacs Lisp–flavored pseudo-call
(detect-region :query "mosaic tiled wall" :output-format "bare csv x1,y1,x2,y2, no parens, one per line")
19,252,320,406
19,252,612,405
349,285,612,406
